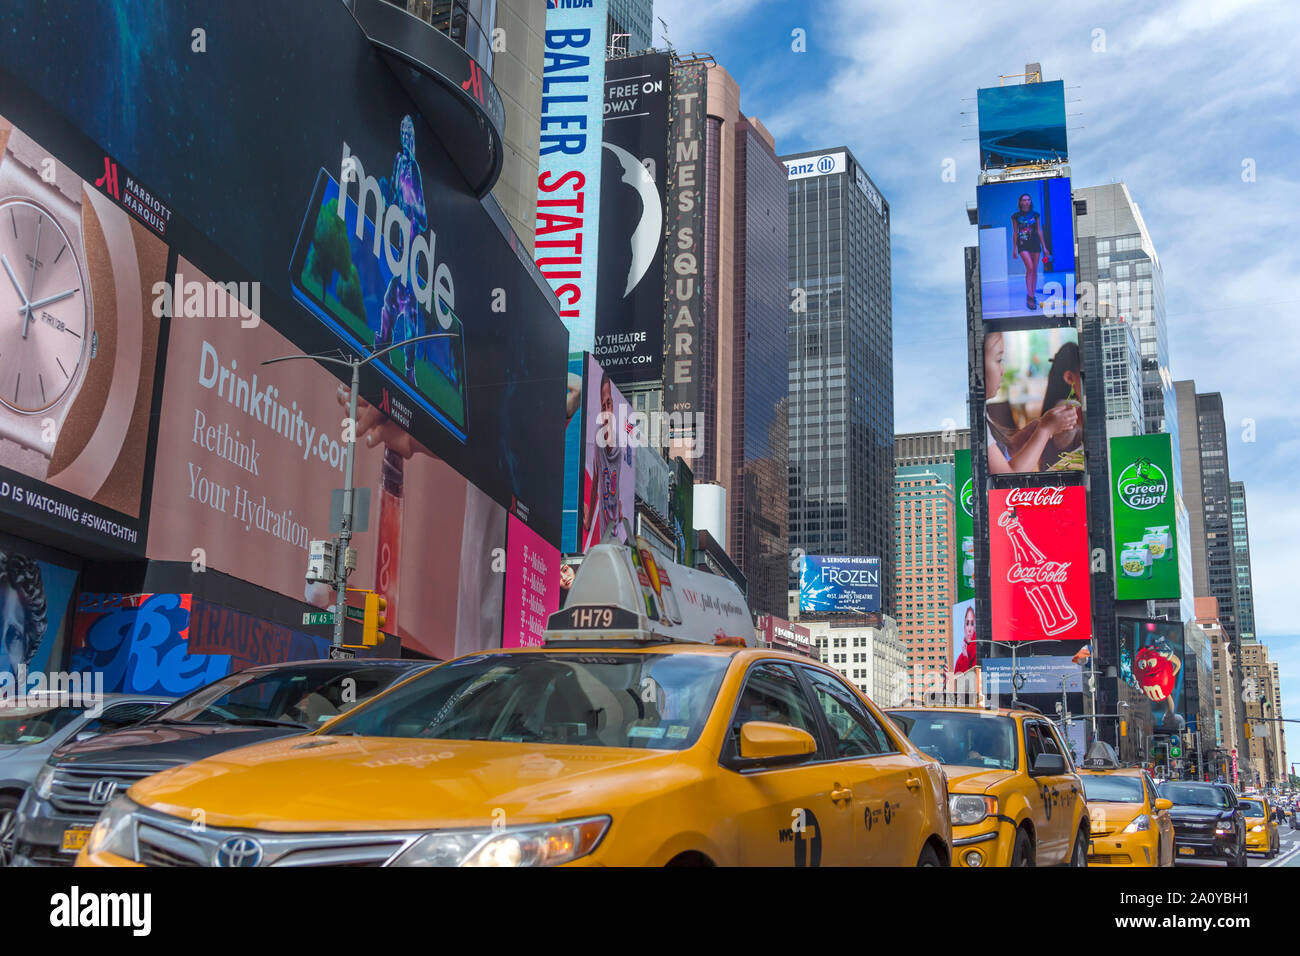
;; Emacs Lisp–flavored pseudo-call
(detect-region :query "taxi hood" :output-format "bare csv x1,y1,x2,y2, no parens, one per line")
129,736,688,831
943,765,1019,793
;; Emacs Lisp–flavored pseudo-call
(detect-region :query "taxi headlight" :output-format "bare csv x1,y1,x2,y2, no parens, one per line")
1121,814,1151,834
1250,824,1264,833
391,816,610,867
949,794,997,827
85,796,137,858
34,762,57,801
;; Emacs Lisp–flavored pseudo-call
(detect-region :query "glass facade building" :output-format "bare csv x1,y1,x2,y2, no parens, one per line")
785,148,894,613
1100,321,1143,437
730,121,791,616
608,0,654,53
1229,481,1256,643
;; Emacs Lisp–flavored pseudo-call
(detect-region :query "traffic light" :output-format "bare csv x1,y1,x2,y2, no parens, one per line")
363,592,387,647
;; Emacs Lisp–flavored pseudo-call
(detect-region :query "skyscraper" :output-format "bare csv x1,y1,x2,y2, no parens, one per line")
894,429,971,469
1075,183,1192,624
1229,480,1257,643
893,465,957,702
652,59,788,614
785,147,894,612
608,0,653,54
1099,320,1144,438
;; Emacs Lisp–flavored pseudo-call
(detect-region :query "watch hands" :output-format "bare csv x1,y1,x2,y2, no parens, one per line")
27,214,42,315
1,254,33,339
19,287,77,313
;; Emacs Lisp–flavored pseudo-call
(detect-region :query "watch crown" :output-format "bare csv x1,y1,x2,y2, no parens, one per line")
91,330,98,359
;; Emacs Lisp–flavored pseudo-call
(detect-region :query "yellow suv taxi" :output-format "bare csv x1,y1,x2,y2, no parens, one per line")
1078,761,1173,866
886,706,1089,867
77,543,951,867
1241,797,1280,858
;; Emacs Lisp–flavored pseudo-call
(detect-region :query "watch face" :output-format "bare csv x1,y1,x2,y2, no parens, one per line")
0,197,90,414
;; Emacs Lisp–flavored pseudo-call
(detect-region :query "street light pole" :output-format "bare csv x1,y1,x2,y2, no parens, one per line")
263,332,459,650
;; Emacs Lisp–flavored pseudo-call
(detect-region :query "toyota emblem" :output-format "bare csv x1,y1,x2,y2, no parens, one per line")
215,836,264,868
88,778,119,805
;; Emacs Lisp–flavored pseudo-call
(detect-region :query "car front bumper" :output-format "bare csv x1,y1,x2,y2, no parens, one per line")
951,818,1014,867
1088,829,1159,866
11,790,100,867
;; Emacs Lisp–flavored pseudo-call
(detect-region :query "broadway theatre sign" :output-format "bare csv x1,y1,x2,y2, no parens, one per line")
988,486,1092,643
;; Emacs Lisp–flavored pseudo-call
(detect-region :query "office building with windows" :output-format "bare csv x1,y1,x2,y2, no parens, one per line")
785,147,894,612
1100,320,1144,438
894,429,970,469
893,466,956,703
1229,480,1257,644
608,0,653,54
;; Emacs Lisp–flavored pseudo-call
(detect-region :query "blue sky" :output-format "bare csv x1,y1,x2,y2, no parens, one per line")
653,0,1299,752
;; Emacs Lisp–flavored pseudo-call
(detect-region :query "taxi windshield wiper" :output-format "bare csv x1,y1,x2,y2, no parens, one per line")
223,717,310,729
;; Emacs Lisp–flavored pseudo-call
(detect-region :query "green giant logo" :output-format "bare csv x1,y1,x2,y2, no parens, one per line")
1116,457,1168,511
960,477,974,517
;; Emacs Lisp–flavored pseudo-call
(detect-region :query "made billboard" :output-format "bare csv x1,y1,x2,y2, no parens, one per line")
981,655,1083,695
536,0,608,353
1118,617,1187,734
988,486,1091,643
983,326,1084,474
596,52,670,382
799,555,881,614
977,176,1075,321
955,448,975,602
1110,433,1180,600
976,80,1068,169
669,455,695,565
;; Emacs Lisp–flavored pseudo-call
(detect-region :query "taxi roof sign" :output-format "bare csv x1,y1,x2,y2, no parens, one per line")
544,542,756,646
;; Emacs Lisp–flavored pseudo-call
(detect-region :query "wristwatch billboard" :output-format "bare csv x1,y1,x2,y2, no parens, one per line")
0,125,95,479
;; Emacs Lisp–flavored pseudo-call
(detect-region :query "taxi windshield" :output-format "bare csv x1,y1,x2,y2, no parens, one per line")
1241,800,1264,818
887,711,1017,770
1081,775,1144,804
1158,783,1229,808
325,653,731,749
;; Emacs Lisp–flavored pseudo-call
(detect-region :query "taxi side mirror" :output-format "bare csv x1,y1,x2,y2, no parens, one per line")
1154,798,1173,811
725,721,816,771
1030,753,1067,776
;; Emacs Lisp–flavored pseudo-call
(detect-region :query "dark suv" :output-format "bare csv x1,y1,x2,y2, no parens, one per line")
1158,780,1247,866
10,658,432,866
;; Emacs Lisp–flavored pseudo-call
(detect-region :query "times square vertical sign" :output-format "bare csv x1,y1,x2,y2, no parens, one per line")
536,0,609,352
663,62,706,456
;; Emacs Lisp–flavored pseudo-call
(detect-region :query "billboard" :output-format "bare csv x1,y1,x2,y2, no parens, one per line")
977,177,1075,321
977,80,1068,169
983,327,1084,474
536,0,609,353
1118,618,1187,733
951,598,978,675
501,514,561,649
561,352,585,551
955,449,975,602
988,486,1091,643
799,555,882,614
580,354,635,551
784,152,845,180
148,260,511,662
669,455,695,565
1,1,570,549
0,114,168,554
981,655,1083,695
635,445,671,525
596,52,670,381
1110,434,1181,600
662,62,707,451
0,539,78,686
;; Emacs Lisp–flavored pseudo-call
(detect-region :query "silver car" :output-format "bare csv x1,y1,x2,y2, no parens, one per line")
0,694,169,865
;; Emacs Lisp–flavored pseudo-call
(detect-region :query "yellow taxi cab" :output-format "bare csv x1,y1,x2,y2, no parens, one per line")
1241,796,1280,858
1076,742,1173,866
885,705,1089,867
77,541,951,867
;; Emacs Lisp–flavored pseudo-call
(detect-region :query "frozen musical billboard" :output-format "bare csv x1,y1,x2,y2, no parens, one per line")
988,486,1091,643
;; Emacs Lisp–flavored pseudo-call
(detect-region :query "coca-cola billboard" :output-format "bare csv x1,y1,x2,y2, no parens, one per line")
988,486,1091,643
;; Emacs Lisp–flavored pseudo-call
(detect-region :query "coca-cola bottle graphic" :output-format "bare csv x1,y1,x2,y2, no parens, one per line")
998,505,1078,636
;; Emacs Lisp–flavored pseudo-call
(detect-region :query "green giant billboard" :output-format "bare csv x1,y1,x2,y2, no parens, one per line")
955,448,975,602
1110,434,1180,600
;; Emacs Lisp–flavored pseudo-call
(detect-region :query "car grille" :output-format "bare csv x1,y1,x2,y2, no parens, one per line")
1173,818,1217,835
129,808,425,867
15,841,75,867
49,764,172,817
